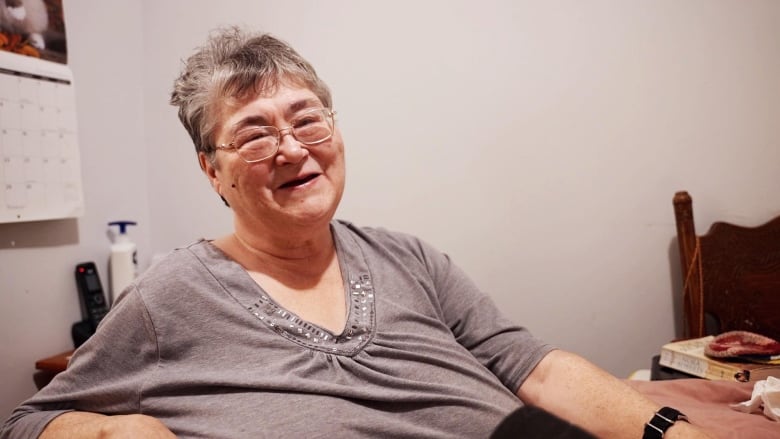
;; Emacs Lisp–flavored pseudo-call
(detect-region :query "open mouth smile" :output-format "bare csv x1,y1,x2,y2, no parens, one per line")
278,173,319,189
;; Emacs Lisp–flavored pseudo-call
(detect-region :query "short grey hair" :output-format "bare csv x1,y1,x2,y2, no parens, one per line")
170,26,332,160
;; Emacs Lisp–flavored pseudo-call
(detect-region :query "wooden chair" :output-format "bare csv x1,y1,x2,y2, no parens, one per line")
673,191,780,341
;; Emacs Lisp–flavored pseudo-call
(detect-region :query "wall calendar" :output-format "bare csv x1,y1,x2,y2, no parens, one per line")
0,0,81,223
0,48,83,223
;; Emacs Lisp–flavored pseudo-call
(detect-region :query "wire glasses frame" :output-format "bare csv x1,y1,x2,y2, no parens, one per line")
216,108,336,163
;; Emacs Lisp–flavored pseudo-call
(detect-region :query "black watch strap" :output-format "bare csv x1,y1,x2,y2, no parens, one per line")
643,407,688,439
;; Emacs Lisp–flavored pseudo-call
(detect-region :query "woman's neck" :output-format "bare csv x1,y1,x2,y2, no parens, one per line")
221,219,337,281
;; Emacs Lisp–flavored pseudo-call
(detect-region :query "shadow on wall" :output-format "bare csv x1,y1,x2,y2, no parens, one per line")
667,238,684,339
0,218,79,248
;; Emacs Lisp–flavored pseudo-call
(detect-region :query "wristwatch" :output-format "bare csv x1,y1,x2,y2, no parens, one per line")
643,407,688,439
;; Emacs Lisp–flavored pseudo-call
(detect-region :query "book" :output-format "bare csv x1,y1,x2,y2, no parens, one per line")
658,336,780,383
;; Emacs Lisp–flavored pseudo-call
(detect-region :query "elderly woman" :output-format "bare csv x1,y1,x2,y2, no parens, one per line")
1,28,709,439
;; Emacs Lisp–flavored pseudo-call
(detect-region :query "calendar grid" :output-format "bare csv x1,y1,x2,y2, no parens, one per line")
0,52,84,223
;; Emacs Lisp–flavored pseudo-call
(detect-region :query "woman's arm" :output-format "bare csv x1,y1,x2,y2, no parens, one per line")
1,287,161,439
517,349,712,438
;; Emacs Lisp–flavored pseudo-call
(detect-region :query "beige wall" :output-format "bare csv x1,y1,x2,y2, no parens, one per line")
2,0,780,420
0,0,149,420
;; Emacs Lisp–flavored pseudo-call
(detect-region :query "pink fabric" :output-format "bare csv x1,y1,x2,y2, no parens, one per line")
626,379,779,439
705,331,780,358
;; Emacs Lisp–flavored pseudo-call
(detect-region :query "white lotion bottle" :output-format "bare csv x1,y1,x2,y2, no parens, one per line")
108,221,137,305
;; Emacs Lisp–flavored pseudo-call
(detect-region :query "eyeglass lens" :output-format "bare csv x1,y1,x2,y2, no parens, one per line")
232,109,333,162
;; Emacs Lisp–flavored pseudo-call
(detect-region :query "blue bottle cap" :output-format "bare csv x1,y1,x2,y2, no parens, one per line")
108,221,137,234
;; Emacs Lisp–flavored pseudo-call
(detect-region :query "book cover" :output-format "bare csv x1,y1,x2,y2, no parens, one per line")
659,336,780,383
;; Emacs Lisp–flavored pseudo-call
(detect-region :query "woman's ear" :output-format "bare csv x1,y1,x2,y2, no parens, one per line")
199,152,232,207
199,152,221,193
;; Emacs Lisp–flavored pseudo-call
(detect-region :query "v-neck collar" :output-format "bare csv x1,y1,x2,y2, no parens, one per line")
195,221,376,357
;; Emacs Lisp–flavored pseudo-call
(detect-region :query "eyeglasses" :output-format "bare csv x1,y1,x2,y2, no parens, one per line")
216,108,336,163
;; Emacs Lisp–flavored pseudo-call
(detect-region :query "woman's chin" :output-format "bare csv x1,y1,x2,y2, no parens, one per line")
277,202,338,228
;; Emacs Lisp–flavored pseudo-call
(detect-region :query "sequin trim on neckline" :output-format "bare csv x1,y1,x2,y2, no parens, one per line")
245,273,375,356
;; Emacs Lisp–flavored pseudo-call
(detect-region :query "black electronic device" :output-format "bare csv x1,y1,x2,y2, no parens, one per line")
75,262,110,333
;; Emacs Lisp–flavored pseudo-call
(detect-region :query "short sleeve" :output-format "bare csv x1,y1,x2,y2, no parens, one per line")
408,235,555,392
0,286,159,438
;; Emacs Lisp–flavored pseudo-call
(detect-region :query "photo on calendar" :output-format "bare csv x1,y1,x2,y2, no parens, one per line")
0,0,66,64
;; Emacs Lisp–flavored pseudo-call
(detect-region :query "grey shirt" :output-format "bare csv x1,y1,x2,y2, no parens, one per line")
2,221,554,438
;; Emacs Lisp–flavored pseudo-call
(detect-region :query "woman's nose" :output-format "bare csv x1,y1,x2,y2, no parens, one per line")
275,130,309,165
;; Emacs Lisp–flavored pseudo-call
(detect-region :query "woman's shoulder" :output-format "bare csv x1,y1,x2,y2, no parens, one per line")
143,237,211,266
135,239,225,289
332,219,447,262
334,219,422,246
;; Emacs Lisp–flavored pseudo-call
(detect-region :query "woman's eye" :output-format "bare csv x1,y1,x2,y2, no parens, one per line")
294,117,316,127
294,112,325,128
237,129,273,146
249,131,271,140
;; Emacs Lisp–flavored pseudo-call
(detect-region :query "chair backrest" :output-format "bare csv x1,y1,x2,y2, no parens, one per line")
673,191,780,341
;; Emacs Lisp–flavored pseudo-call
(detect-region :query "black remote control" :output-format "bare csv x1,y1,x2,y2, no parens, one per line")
75,262,110,332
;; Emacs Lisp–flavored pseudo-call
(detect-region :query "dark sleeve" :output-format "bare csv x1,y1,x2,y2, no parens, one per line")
0,286,159,439
405,233,555,392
